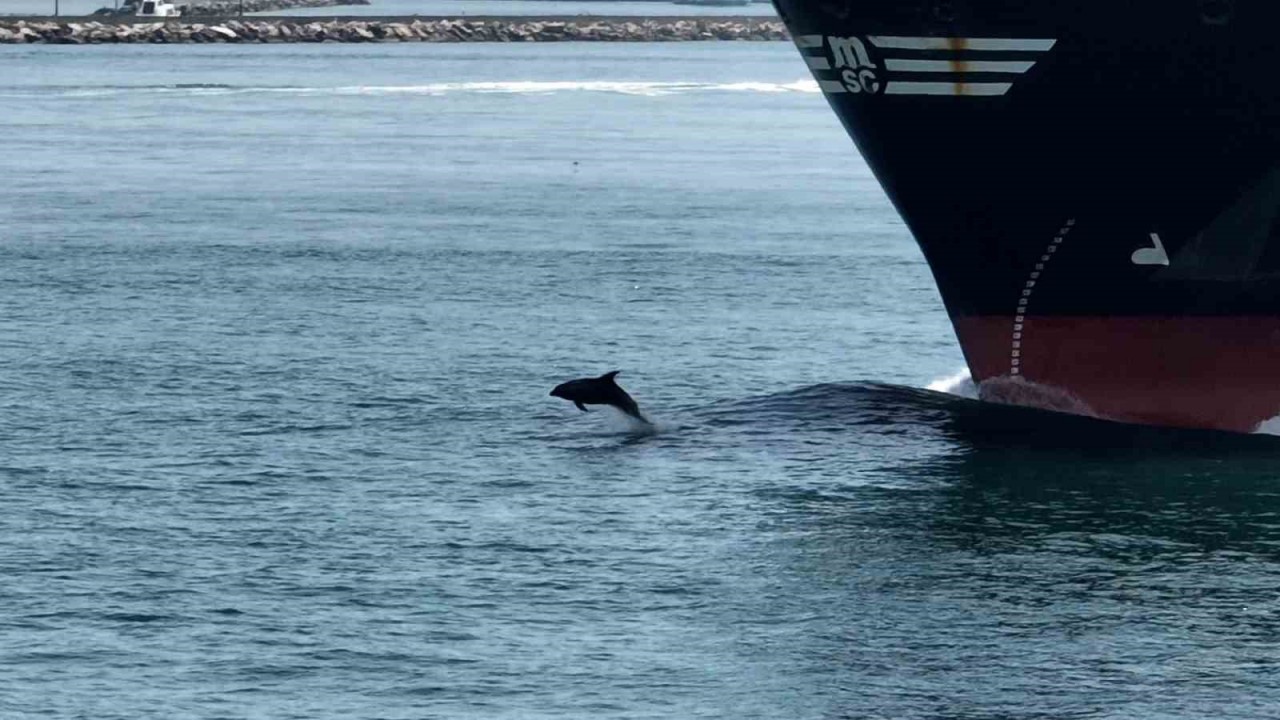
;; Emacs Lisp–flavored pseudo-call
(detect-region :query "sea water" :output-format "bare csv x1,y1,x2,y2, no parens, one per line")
2,42,1279,719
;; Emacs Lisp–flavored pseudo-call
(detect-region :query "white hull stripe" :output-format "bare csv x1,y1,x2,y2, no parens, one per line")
868,36,1057,52
800,34,1057,98
883,59,1036,74
819,81,1014,96
884,81,1013,96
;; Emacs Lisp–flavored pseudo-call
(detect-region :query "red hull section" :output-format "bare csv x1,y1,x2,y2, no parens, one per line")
954,316,1280,433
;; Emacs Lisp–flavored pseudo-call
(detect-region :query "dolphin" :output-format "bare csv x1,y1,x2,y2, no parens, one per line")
550,370,649,423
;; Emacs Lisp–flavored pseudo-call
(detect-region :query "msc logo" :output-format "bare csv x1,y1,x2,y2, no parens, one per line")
794,33,1058,98
793,34,881,95
827,36,882,94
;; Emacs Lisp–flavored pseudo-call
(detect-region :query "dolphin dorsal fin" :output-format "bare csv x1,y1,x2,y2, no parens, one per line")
600,370,621,382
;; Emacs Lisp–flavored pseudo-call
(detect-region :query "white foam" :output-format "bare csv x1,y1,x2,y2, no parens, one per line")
928,369,1106,418
334,81,690,96
1253,414,1280,435
266,80,823,97
5,80,822,100
977,375,1099,418
602,407,660,436
926,368,978,399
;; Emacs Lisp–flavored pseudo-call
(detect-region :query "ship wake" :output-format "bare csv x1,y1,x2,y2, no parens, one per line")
975,375,1100,419
0,80,822,100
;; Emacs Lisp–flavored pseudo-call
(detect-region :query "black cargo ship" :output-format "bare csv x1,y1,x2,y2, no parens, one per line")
773,0,1280,432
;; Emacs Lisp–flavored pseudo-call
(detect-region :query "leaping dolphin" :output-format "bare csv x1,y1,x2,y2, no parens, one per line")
550,371,649,423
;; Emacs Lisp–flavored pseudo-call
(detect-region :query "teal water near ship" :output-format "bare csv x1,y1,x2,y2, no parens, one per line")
2,42,1279,719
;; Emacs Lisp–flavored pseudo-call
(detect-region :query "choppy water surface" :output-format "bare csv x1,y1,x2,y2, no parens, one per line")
3,43,1280,719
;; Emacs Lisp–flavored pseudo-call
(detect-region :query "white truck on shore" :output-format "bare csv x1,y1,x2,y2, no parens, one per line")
136,1,181,16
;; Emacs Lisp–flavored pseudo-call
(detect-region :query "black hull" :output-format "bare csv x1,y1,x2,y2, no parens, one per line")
773,0,1280,432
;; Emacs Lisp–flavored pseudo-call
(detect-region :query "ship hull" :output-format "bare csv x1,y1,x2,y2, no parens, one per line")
773,0,1280,432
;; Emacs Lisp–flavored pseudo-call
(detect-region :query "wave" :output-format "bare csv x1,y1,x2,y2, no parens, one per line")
925,369,1280,439
0,79,822,99
925,368,977,399
695,381,1280,453
1253,414,1280,436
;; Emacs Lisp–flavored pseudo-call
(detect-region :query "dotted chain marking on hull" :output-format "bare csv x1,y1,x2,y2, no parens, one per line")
1010,218,1076,376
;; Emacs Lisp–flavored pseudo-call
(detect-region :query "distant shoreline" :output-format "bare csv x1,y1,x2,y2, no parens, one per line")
0,13,774,22
0,16,789,43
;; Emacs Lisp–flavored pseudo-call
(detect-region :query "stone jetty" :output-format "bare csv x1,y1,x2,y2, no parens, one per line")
93,0,371,17
0,17,788,43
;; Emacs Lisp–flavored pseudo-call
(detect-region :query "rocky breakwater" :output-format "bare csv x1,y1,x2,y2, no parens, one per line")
0,17,788,43
93,0,371,17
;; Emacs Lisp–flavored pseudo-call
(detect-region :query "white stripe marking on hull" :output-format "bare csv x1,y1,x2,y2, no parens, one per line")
868,36,1057,52
794,34,824,49
805,56,832,70
883,59,1037,74
884,81,1012,96
816,79,847,94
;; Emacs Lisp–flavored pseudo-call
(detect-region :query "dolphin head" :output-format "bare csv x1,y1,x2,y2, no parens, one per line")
550,376,607,404
549,380,578,399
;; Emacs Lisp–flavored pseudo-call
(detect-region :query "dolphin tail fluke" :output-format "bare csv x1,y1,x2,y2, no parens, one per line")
617,400,650,425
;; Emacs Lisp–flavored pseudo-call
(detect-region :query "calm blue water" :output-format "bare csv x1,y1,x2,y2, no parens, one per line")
3,42,1280,719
